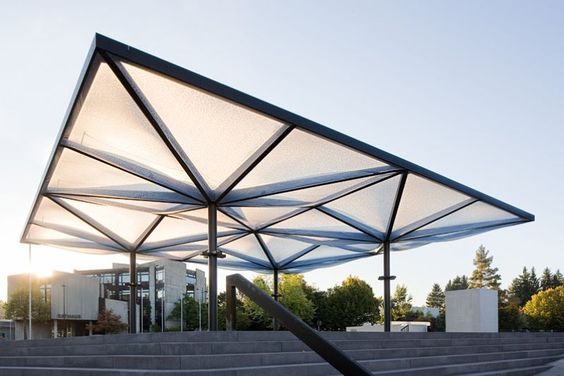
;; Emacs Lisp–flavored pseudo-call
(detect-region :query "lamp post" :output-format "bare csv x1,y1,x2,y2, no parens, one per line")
28,244,32,340
180,292,184,332
62,282,67,337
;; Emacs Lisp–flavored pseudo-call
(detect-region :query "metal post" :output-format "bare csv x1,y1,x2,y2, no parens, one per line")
161,292,165,332
272,269,279,330
198,289,202,331
226,284,236,331
208,203,218,331
180,293,183,332
62,282,67,337
378,241,395,332
129,251,137,334
28,244,32,340
140,286,143,333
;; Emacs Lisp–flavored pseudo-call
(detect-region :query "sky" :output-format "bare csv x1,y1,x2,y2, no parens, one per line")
0,1,562,305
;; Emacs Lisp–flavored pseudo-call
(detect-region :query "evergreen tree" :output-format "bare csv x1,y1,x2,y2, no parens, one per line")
391,285,413,321
552,269,564,288
445,275,469,291
508,267,540,306
469,245,501,289
540,267,554,291
426,283,445,313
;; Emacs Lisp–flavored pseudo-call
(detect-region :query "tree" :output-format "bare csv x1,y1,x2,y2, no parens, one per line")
508,267,540,306
279,274,314,324
391,285,413,321
0,300,6,320
323,276,379,330
168,295,208,331
238,274,315,330
241,275,274,330
5,289,50,323
469,245,501,289
86,309,127,334
498,289,524,331
540,268,563,291
426,284,445,313
445,275,469,291
523,286,564,331
552,270,564,287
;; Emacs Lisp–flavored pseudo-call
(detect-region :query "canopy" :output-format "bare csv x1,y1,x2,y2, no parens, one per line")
22,34,534,274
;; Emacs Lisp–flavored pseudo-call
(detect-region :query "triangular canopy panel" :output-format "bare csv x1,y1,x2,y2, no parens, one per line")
22,35,533,274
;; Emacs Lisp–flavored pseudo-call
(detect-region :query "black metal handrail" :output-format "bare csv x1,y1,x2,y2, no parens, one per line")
225,273,372,376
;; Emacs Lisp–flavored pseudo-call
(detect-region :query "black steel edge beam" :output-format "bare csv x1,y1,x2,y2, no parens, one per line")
216,125,295,202
99,50,212,202
93,33,534,222
20,40,101,245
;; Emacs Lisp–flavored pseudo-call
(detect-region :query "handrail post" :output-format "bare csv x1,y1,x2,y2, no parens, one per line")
226,279,236,331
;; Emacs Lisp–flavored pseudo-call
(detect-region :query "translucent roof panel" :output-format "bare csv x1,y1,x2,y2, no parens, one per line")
118,59,288,193
65,55,201,200
232,129,390,193
21,35,533,275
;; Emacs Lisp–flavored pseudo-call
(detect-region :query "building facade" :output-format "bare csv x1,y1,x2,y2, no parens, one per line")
76,259,206,331
6,260,206,338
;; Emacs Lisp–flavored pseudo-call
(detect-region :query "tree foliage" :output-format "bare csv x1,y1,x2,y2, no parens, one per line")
0,300,6,320
469,245,501,289
426,283,445,313
508,267,540,306
5,288,50,323
322,276,379,330
540,268,564,291
522,286,564,331
86,309,127,334
391,285,413,321
445,275,469,291
168,295,208,331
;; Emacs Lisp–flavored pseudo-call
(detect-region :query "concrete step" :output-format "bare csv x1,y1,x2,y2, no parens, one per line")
2,336,564,357
2,331,563,349
0,347,562,372
368,355,564,376
466,364,553,375
0,355,562,376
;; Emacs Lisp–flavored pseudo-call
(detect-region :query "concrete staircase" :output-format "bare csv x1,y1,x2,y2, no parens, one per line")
0,331,562,375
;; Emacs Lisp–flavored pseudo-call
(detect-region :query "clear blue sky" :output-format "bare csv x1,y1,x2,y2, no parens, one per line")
0,1,562,304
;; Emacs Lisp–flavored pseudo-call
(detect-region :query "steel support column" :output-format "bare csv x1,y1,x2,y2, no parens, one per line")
129,250,137,333
378,241,395,332
272,269,279,330
208,203,218,331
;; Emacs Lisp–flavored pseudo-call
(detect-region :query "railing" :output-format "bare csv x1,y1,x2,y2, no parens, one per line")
226,273,372,376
